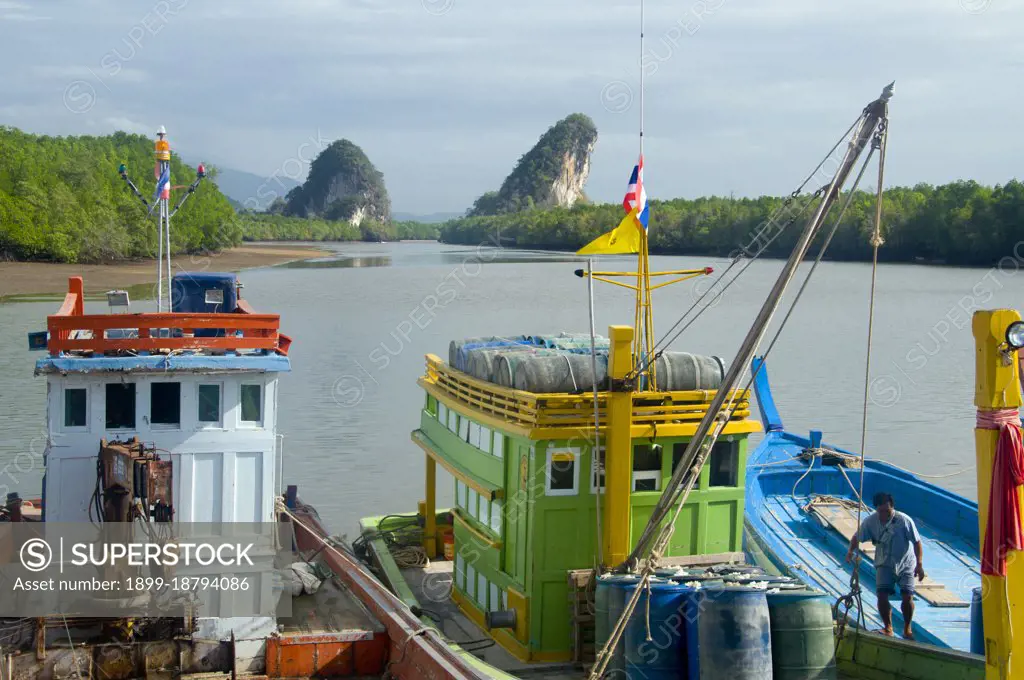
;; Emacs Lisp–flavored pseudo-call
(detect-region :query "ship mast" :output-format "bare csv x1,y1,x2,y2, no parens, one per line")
580,0,713,390
632,0,656,389
118,127,207,312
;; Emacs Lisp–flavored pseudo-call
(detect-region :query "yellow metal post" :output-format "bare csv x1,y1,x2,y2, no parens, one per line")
603,325,635,566
973,309,1024,680
424,453,438,559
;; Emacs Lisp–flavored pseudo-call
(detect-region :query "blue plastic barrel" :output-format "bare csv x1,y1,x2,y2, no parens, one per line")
624,580,690,680
971,586,984,655
596,575,640,676
684,585,773,680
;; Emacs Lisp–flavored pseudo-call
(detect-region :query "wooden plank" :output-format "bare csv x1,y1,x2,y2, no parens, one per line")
809,502,967,607
660,551,745,567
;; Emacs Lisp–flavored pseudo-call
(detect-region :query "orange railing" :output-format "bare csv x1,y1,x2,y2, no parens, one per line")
47,276,289,356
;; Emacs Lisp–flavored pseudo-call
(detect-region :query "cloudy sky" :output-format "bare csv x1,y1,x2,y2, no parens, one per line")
1,0,1021,214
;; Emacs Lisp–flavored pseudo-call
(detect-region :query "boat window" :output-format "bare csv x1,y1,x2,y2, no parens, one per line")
479,425,491,454
447,408,458,432
150,382,181,427
632,444,662,492
438,402,448,425
672,442,688,473
493,433,504,459
489,500,503,534
477,498,490,526
709,440,740,487
64,388,87,428
459,417,470,442
455,553,465,589
198,384,221,423
477,573,488,608
490,583,501,612
240,384,262,423
426,395,437,416
546,450,578,495
457,480,468,510
468,488,479,518
105,383,136,429
465,563,476,599
469,422,481,448
591,447,606,493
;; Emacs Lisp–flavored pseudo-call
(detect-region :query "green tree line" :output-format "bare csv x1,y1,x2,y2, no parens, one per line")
0,127,438,262
0,127,237,262
237,213,439,242
442,180,1024,267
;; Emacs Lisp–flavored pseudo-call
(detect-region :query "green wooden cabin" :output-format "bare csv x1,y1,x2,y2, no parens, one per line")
413,350,760,663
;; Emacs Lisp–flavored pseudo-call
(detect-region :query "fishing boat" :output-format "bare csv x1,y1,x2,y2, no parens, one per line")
347,56,1011,676
0,129,494,680
743,358,987,678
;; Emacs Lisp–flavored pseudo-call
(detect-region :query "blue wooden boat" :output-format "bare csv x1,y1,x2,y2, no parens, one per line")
744,358,982,652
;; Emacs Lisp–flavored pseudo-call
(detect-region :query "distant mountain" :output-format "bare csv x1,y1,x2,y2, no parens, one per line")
203,165,300,211
468,113,597,217
283,139,391,227
393,211,462,223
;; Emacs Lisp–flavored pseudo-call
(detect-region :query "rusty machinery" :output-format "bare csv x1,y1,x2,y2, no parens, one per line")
93,438,173,525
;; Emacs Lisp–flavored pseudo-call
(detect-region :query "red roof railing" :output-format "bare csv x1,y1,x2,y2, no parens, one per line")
47,276,290,356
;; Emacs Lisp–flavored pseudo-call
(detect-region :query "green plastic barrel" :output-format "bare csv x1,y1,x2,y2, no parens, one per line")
765,589,837,680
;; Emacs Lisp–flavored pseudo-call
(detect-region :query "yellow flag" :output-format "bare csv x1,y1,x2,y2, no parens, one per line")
576,209,641,255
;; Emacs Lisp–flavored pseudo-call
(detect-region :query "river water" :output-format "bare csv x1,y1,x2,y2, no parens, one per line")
1,242,1019,528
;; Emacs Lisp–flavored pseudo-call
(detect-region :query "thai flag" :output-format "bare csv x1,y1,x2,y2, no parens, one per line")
622,155,649,229
153,163,171,201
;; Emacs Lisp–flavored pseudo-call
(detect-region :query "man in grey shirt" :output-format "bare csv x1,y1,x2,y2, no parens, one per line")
846,491,925,639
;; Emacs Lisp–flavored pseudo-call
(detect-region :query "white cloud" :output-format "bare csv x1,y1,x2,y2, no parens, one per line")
1,0,1021,212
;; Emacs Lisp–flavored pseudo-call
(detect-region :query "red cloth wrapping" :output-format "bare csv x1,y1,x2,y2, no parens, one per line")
983,423,1024,576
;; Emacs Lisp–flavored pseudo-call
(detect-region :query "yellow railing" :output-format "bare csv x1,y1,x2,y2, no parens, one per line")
420,354,751,433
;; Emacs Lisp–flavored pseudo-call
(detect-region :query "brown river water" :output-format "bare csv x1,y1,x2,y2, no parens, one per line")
2,241,1020,529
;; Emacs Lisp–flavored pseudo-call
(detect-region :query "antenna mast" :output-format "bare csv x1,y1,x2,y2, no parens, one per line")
633,0,656,389
118,127,207,312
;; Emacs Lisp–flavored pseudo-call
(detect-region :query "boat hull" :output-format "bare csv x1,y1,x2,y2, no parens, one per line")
744,359,984,679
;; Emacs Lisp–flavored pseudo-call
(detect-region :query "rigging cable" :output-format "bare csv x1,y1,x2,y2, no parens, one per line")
589,100,891,680
627,106,885,566
634,112,866,375
851,110,890,638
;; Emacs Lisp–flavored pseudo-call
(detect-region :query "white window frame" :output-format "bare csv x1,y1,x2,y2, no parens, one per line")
493,433,504,459
632,470,661,492
238,382,264,428
469,422,481,449
467,488,479,519
479,426,491,454
457,480,468,510
459,416,470,442
438,402,448,426
632,444,662,492
196,382,224,429
447,408,458,432
61,385,90,432
546,447,580,497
